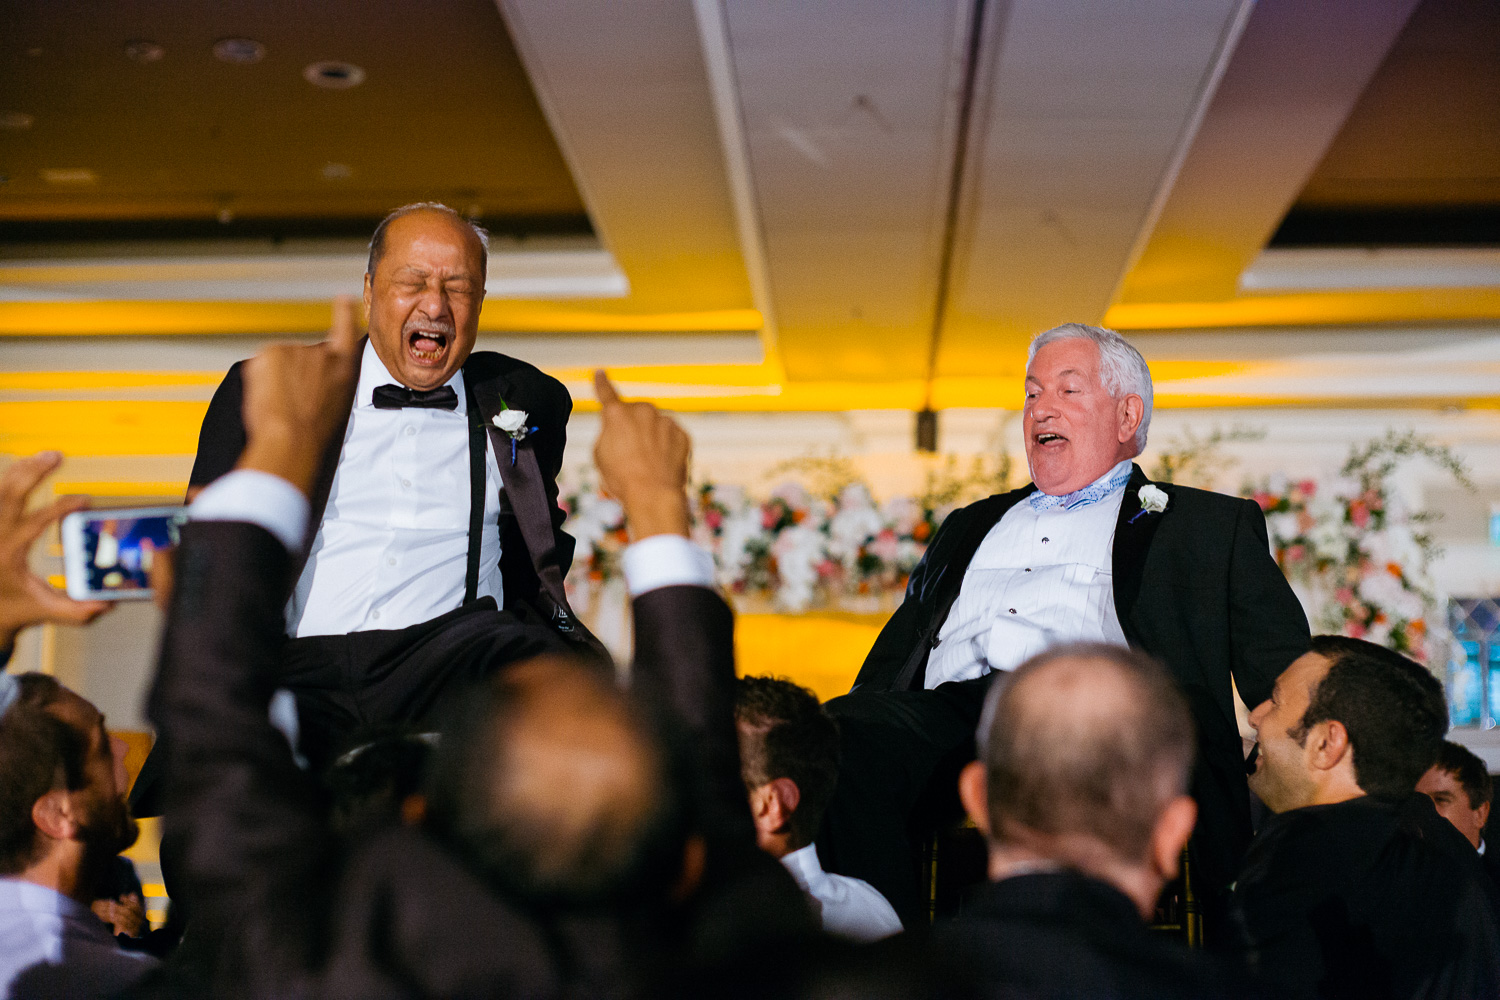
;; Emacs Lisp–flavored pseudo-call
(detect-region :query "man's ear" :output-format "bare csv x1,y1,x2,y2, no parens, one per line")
1117,394,1144,446
1149,795,1197,881
31,790,77,842
1307,719,1352,773
958,760,991,837
766,778,800,831
1479,800,1492,830
362,272,373,320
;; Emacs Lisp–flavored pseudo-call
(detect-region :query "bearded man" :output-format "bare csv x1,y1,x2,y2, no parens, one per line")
817,323,1310,943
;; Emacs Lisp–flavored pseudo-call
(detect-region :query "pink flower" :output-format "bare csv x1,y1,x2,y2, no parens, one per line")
1253,492,1274,511
762,506,779,530
815,559,839,579
1297,479,1317,498
704,509,723,530
1335,587,1355,606
1346,621,1366,639
870,529,900,562
1349,500,1370,529
1285,544,1307,563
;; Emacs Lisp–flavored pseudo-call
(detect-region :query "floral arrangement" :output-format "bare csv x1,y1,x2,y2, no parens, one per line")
561,453,1010,613
562,430,1470,667
1245,431,1471,664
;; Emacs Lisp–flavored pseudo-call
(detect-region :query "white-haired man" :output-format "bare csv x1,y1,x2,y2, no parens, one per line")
818,323,1311,945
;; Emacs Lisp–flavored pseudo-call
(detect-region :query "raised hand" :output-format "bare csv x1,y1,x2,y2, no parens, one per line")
0,451,112,653
238,295,363,496
592,370,692,541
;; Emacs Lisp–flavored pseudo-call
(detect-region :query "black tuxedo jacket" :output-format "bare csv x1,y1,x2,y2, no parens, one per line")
933,870,1268,999
188,345,590,645
1231,795,1500,999
143,520,810,998
855,464,1311,895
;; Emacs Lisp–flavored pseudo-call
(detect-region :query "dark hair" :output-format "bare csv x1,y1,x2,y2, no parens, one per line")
1432,739,1492,810
366,202,490,281
324,728,436,838
426,657,687,908
0,674,90,874
977,643,1195,861
1299,635,1447,801
734,676,841,848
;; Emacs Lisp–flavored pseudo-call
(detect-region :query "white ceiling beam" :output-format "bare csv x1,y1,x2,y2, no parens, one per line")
939,0,1253,376
1116,0,1424,304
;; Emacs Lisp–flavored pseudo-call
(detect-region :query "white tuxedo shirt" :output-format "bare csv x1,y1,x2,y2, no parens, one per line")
925,460,1132,688
282,341,506,637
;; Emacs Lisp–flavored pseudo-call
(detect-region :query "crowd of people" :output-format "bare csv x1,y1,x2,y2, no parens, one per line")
2,203,1499,998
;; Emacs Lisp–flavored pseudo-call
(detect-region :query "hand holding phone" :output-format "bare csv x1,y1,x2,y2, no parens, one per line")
61,506,187,601
0,452,113,651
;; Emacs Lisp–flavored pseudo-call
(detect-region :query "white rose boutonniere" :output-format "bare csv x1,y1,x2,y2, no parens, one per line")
492,405,536,464
1130,483,1169,523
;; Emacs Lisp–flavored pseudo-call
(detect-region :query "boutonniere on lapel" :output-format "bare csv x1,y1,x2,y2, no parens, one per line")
492,403,538,465
1129,483,1169,524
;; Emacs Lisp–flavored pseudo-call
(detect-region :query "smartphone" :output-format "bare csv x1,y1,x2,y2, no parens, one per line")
61,505,188,601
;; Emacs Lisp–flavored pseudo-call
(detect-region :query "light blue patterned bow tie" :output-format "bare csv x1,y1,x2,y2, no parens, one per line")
1028,465,1133,513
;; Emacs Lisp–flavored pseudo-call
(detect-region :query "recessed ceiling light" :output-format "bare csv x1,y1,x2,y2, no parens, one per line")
303,61,365,89
40,168,98,185
213,37,266,64
321,162,353,180
0,111,33,130
123,40,165,64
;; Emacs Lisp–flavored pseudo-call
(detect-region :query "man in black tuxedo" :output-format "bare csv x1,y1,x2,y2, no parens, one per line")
818,323,1310,938
1234,635,1500,998
145,329,812,996
135,204,598,811
935,642,1265,998
1418,741,1494,859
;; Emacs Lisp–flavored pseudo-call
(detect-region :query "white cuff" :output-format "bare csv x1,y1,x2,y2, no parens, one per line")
621,534,716,596
189,469,309,554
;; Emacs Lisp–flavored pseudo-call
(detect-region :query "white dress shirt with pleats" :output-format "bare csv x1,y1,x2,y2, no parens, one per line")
283,341,505,638
924,460,1133,689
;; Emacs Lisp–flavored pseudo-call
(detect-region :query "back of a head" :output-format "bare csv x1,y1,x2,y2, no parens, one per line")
734,676,841,847
1303,635,1447,801
977,643,1194,863
324,729,436,838
428,656,687,908
0,674,89,874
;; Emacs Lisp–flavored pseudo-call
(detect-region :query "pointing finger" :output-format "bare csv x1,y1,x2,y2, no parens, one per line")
328,295,360,355
593,370,622,410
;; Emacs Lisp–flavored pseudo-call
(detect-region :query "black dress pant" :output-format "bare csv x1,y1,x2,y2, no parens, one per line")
281,596,571,770
815,675,995,930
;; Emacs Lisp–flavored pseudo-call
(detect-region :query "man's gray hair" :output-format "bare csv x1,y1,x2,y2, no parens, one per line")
367,202,491,280
1027,323,1153,452
974,642,1195,863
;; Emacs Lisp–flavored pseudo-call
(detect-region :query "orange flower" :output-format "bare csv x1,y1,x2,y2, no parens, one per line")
913,522,931,541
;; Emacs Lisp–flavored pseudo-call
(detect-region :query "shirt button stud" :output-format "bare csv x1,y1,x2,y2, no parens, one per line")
405,426,416,436
387,557,397,566
1041,537,1049,543
402,478,411,488
1024,567,1032,572
371,610,381,620
1008,608,1017,614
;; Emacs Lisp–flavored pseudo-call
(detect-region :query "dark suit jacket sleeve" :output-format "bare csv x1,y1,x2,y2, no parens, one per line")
188,362,247,489
147,520,333,975
630,584,752,842
1225,497,1312,709
530,374,576,574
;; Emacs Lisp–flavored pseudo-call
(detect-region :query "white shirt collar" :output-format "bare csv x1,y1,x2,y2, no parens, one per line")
355,339,467,416
779,843,829,894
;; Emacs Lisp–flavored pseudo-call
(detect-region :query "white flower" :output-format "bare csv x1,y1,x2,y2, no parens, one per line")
1138,483,1169,513
493,409,529,435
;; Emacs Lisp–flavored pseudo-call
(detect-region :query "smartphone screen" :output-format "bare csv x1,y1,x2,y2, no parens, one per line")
62,506,188,601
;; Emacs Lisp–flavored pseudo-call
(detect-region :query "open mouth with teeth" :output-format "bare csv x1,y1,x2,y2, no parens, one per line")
407,327,451,366
1033,432,1068,447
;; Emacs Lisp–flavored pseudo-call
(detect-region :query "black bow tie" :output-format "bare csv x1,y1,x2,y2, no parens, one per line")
371,384,458,411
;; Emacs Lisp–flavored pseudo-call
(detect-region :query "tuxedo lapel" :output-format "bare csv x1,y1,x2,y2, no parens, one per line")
1112,463,1167,641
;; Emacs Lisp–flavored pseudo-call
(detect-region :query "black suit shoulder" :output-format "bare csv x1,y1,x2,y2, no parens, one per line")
465,349,571,420
936,872,1267,1000
189,360,247,488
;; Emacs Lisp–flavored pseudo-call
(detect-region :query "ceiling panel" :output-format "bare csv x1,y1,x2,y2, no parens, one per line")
937,0,1251,376
721,0,970,381
0,0,587,233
